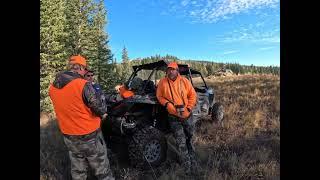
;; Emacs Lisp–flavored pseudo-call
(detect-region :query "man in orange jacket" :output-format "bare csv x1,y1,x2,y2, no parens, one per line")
156,61,198,175
49,55,114,180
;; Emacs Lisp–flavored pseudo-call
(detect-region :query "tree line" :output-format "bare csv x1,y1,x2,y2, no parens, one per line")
120,53,280,78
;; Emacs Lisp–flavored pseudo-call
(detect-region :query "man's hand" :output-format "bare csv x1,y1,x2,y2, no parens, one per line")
101,113,108,120
166,102,177,115
180,107,192,120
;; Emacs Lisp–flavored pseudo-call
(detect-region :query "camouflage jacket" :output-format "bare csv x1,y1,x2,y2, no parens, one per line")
92,82,107,112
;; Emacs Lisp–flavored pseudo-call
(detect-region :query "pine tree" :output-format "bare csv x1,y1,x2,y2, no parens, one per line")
64,0,82,55
41,0,115,112
64,0,96,59
199,63,208,76
64,0,115,90
121,46,131,82
93,0,115,90
206,63,214,76
81,0,101,72
40,0,68,112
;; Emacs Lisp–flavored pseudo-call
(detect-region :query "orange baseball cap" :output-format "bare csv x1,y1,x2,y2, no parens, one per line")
167,62,178,69
69,55,87,67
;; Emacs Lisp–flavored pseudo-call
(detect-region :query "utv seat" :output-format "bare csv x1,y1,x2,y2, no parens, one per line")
142,80,156,94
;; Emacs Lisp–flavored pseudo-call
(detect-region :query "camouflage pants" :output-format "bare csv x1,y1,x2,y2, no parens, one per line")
63,129,114,180
168,115,197,173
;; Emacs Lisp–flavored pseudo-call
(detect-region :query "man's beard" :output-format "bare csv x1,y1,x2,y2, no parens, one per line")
168,73,178,81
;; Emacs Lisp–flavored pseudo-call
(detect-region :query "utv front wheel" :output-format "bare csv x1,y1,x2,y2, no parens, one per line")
211,102,224,122
128,126,167,169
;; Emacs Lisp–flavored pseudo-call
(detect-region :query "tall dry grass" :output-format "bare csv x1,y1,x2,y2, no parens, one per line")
40,74,280,180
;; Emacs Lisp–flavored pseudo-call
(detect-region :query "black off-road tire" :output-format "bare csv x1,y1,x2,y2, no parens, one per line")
128,126,167,169
211,102,224,122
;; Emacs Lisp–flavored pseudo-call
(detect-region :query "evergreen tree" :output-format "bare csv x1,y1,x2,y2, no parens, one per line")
121,46,131,82
64,0,85,55
64,0,99,67
93,0,115,90
40,0,115,112
206,63,214,75
40,0,68,112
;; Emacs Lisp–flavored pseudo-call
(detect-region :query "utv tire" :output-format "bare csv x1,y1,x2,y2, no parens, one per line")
211,102,224,122
128,126,167,169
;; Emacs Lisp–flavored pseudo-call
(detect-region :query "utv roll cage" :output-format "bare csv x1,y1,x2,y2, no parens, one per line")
126,60,208,94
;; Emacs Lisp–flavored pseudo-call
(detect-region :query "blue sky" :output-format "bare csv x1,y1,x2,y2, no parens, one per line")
105,0,280,66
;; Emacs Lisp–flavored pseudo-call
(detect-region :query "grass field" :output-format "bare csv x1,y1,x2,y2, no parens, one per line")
40,74,280,180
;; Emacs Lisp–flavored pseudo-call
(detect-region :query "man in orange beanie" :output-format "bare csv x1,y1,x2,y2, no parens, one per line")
49,55,114,180
156,61,198,175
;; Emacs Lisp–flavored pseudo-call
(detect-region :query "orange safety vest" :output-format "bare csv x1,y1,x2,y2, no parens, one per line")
156,75,197,117
49,78,101,135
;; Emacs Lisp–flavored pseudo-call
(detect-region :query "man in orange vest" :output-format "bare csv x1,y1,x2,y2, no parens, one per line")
49,55,114,180
156,62,198,175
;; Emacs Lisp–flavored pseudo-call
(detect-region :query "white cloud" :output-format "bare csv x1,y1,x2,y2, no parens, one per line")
218,20,280,44
259,46,275,51
137,0,279,24
222,50,238,55
260,37,280,43
181,0,190,7
220,33,279,43
190,11,196,16
136,0,279,44
190,0,279,23
256,22,265,27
